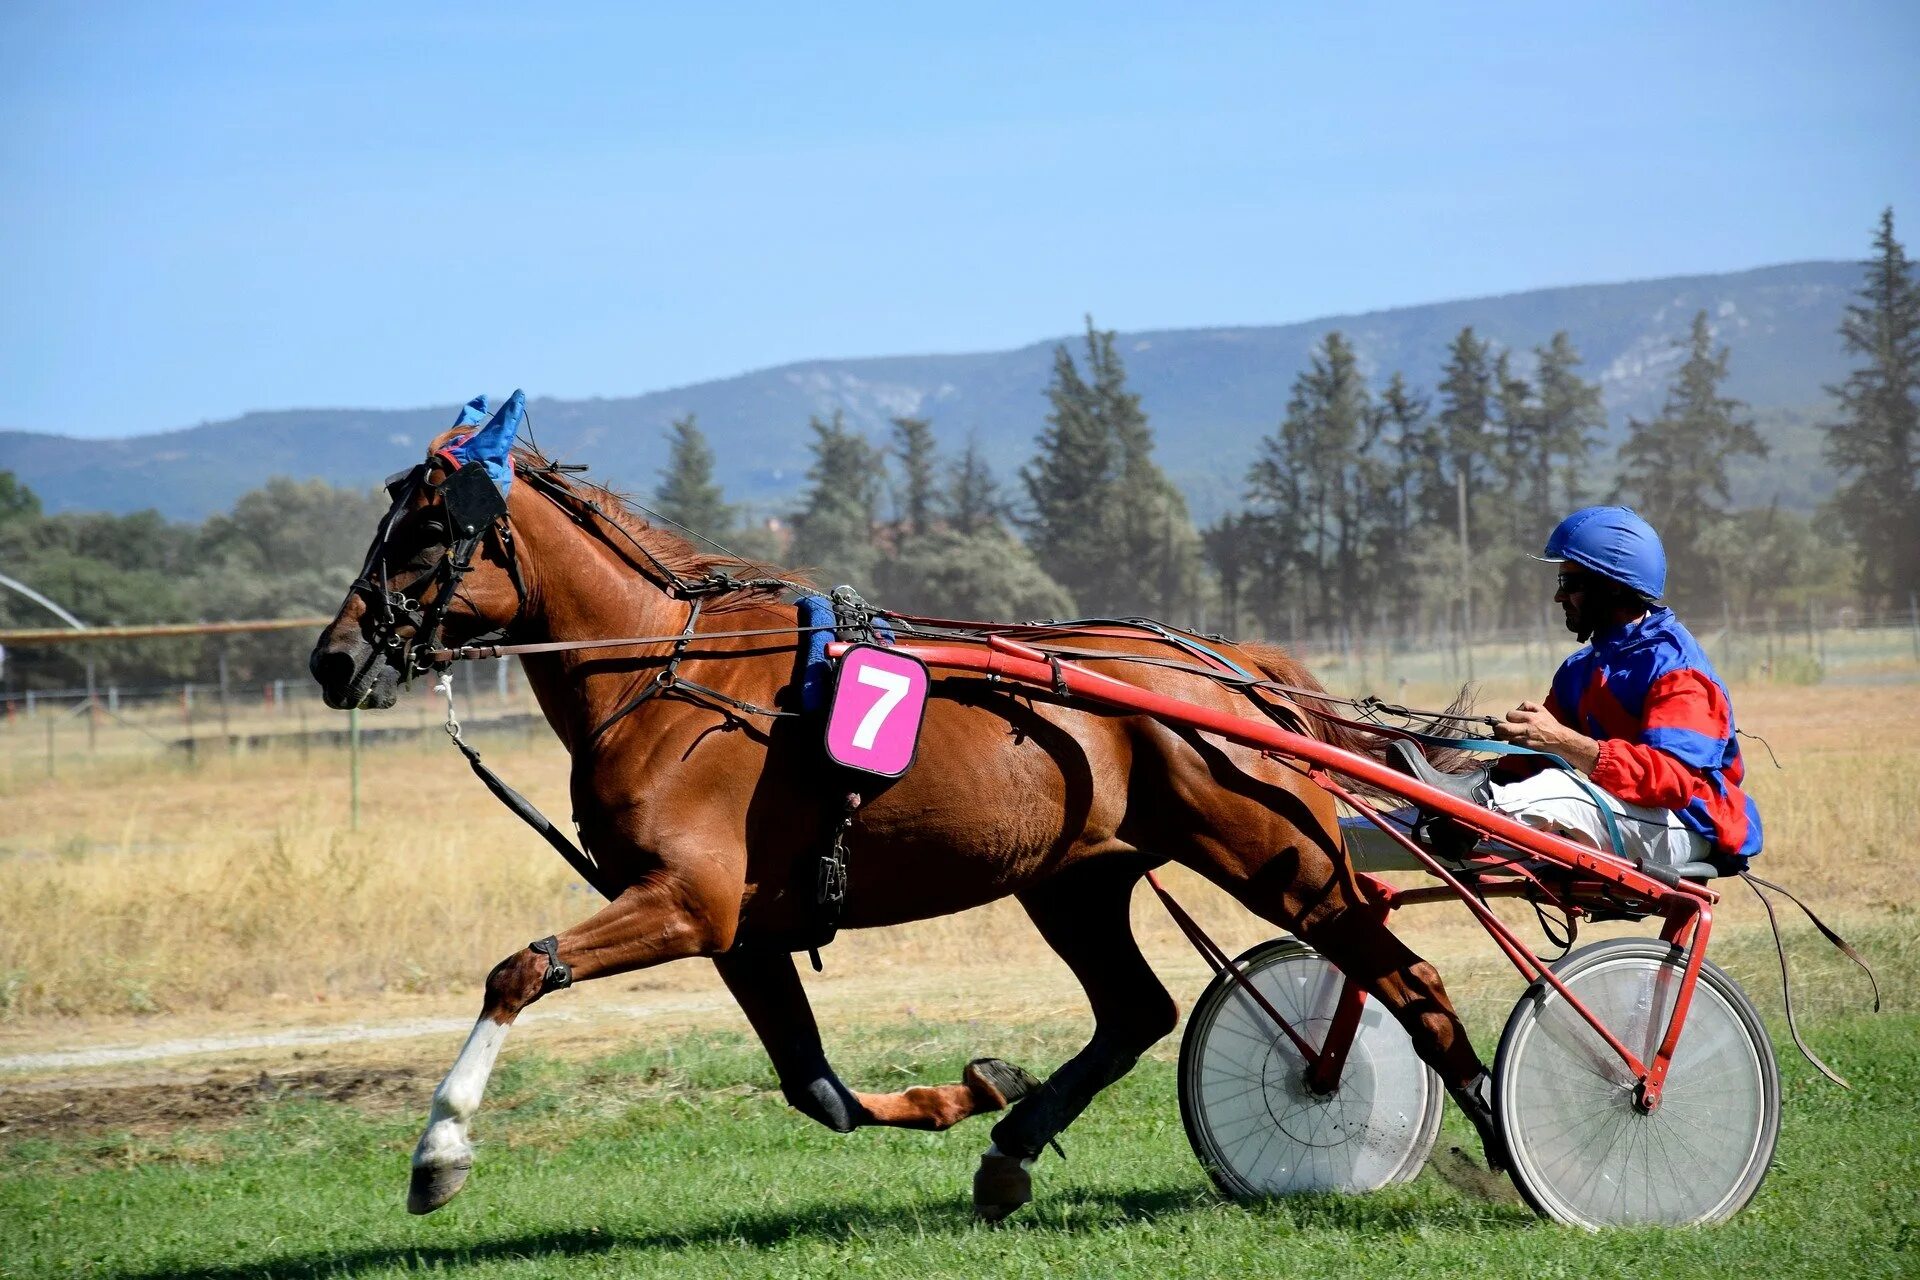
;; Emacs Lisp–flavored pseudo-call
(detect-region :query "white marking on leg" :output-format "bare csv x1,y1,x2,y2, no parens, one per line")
414,1017,510,1171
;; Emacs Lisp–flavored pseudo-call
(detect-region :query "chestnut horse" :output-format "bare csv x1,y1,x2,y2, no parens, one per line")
309,412,1498,1221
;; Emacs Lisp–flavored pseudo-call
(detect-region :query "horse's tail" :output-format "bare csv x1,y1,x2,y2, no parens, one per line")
1236,642,1480,788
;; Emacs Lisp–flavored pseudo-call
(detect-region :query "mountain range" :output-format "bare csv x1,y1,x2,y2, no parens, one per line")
0,260,1861,525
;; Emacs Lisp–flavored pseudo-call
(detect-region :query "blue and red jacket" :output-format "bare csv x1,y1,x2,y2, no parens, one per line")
1545,607,1762,860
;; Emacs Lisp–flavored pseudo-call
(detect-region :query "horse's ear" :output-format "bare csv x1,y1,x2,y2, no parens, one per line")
447,389,525,495
451,394,490,429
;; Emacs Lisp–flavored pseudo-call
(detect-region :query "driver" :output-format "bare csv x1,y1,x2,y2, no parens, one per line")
1390,506,1763,871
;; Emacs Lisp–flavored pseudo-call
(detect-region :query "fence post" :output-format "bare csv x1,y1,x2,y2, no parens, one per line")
217,651,232,753
45,717,55,777
85,660,97,755
1910,593,1918,662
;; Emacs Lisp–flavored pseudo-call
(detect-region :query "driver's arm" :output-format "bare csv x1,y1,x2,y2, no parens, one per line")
1588,670,1728,809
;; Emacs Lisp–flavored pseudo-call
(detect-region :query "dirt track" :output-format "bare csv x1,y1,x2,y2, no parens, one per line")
0,1065,431,1139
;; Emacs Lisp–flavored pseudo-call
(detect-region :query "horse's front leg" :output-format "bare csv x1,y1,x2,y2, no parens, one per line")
713,948,1039,1134
409,871,724,1214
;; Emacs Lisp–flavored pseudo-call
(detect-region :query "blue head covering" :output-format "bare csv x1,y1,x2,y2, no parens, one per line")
1540,505,1667,599
441,389,525,498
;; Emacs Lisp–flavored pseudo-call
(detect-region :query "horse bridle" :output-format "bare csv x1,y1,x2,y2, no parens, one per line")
349,456,527,684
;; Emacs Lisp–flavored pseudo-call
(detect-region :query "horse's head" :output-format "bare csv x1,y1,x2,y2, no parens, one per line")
310,392,530,710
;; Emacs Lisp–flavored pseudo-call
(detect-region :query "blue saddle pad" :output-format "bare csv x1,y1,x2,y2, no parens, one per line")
797,594,895,713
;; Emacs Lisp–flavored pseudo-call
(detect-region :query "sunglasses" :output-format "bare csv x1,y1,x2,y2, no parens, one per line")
1556,570,1591,593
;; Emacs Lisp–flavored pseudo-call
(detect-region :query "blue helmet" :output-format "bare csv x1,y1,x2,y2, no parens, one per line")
1540,506,1666,600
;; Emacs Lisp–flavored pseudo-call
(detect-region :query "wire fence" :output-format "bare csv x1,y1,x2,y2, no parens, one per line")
6,620,1915,773
0,657,533,784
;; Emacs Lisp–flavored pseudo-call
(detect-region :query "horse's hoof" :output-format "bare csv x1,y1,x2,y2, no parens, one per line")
965,1058,1041,1111
972,1151,1032,1223
407,1157,473,1215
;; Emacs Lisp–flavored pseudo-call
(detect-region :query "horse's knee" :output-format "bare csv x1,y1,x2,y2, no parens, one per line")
481,941,562,1015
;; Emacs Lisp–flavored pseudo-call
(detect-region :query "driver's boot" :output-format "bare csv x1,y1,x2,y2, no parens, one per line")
1384,740,1493,860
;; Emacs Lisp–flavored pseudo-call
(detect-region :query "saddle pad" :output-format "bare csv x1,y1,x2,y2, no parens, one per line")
797,593,895,713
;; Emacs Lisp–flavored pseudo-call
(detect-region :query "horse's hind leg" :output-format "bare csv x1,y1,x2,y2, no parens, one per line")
713,949,1039,1133
1224,850,1505,1168
976,860,1180,1221
409,873,720,1214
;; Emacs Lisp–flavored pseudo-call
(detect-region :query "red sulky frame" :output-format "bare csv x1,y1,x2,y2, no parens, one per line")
839,633,1719,1113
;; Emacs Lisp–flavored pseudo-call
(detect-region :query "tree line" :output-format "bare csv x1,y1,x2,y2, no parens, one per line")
0,476,390,689
664,209,1916,641
5,210,1914,691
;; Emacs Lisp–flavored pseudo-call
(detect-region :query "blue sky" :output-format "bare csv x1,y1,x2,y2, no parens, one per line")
3,2,1916,439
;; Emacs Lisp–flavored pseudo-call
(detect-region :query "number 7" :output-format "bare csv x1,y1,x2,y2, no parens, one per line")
852,666,912,750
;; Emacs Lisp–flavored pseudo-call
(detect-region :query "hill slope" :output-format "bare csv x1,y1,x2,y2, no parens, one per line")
0,261,1859,522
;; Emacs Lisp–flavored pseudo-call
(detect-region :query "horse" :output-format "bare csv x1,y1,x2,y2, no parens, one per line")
308,394,1501,1221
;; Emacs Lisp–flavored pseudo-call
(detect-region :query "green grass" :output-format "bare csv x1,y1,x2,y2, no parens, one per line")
4,1015,1917,1279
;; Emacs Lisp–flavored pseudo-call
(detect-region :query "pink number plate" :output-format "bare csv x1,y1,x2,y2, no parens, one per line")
824,644,930,778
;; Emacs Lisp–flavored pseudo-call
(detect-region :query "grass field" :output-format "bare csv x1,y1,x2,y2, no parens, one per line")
4,1014,1917,1279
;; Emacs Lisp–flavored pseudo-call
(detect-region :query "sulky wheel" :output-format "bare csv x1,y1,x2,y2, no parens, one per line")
1179,938,1443,1198
1494,937,1780,1228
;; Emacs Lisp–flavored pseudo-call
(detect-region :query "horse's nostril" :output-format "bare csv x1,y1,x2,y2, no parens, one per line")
311,646,358,692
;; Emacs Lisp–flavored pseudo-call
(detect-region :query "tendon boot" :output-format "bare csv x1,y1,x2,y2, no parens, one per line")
1447,1069,1511,1174
1385,739,1492,861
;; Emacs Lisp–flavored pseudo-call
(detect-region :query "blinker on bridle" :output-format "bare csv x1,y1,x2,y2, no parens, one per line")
351,457,523,684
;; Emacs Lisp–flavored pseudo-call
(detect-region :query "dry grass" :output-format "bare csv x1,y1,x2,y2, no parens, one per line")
1,681,1914,1025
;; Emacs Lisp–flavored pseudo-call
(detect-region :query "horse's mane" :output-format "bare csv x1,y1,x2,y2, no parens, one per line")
428,429,808,614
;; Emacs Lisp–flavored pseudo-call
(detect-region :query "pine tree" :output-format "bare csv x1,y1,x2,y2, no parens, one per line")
1490,352,1540,624
1247,332,1374,633
1533,331,1604,516
1616,312,1766,608
1436,327,1494,525
1371,375,1429,626
1022,318,1200,616
1022,334,1114,606
1243,440,1308,642
1201,513,1255,636
890,416,938,540
790,411,885,586
0,471,41,526
946,436,1003,537
1823,208,1920,608
1311,333,1374,628
653,415,732,540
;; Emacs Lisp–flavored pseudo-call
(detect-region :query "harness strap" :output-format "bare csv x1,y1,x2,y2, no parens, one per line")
445,726,615,901
1738,871,1880,1089
809,791,861,970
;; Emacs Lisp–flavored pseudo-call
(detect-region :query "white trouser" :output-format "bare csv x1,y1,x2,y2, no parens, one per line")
1489,768,1709,868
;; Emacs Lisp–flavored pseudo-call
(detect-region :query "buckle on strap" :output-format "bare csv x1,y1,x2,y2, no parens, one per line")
529,935,573,990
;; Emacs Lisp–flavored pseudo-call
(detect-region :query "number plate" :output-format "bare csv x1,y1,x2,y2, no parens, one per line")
824,644,930,778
